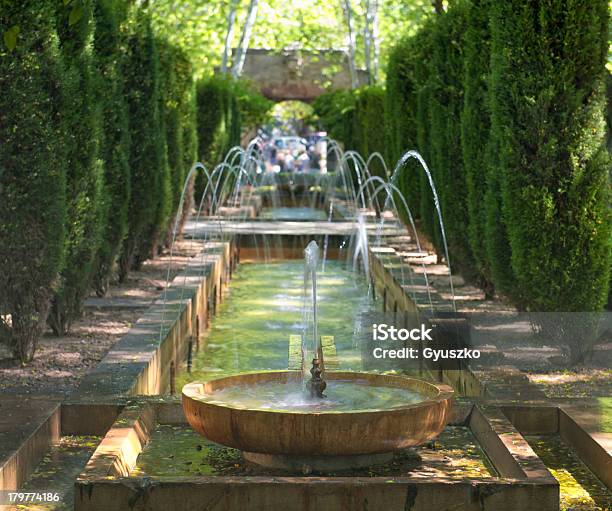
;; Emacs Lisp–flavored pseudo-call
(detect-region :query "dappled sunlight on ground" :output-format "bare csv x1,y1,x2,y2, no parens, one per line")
527,369,612,399
0,241,203,396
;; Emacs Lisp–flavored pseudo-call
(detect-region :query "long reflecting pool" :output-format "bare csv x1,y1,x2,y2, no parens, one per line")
177,261,378,388
258,207,328,221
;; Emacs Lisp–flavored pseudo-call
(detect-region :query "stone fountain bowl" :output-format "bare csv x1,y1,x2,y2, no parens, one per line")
182,371,453,457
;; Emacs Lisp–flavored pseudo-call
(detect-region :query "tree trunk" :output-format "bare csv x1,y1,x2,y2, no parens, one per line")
341,0,359,88
432,0,443,14
221,0,240,74
371,0,380,82
364,0,380,84
364,0,371,84
232,0,260,78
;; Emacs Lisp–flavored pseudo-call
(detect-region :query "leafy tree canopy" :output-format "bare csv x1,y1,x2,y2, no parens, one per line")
149,0,435,78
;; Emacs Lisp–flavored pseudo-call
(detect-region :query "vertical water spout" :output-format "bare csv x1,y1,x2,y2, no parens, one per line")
322,201,334,272
304,240,319,356
353,213,370,283
303,240,324,383
304,240,328,398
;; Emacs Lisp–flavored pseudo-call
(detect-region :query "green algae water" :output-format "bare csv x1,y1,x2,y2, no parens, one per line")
133,425,494,478
177,261,377,388
259,207,327,221
12,436,101,511
206,379,425,412
526,435,611,511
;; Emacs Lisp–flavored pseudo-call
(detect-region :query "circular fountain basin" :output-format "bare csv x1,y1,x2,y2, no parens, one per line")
182,371,453,463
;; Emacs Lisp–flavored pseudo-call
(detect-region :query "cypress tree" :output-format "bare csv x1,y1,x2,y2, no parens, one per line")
489,1,611,320
606,71,612,310
356,87,386,167
426,4,471,271
48,0,104,335
119,7,167,279
144,37,171,259
385,37,416,165
460,0,495,293
483,135,515,298
606,72,612,154
0,0,67,361
195,76,242,201
414,28,437,243
178,65,198,233
92,0,131,296
312,90,355,148
158,40,198,242
385,37,421,215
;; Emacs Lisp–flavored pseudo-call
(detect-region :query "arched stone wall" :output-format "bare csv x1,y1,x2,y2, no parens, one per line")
239,48,368,102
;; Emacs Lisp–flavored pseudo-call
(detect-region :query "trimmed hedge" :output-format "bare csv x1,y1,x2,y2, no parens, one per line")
311,89,355,147
385,9,472,271
312,86,386,178
233,79,273,132
157,40,198,241
607,71,612,154
489,0,610,314
92,0,131,296
118,6,169,278
413,28,436,242
427,5,471,271
0,0,67,361
48,0,104,335
385,36,421,213
355,87,387,177
195,76,241,201
460,0,493,291
384,0,611,325
0,1,208,361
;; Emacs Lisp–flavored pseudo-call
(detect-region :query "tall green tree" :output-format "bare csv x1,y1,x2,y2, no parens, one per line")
0,0,67,361
149,0,434,79
119,7,168,279
195,76,241,201
157,39,198,241
426,4,471,272
489,0,611,319
385,32,431,222
48,0,104,335
460,0,494,293
92,0,132,296
413,27,436,241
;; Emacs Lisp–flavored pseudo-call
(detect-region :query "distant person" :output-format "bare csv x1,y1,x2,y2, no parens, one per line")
277,153,287,172
298,151,310,172
285,153,295,172
308,148,320,171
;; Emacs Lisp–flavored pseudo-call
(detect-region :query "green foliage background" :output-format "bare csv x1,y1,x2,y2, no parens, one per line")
48,0,104,336
489,0,611,314
148,0,435,80
91,0,132,296
383,0,611,334
0,0,67,361
1,0,611,366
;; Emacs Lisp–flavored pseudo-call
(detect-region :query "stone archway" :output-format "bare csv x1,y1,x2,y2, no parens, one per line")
240,48,368,102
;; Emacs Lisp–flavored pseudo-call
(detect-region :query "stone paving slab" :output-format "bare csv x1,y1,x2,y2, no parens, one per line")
0,394,60,492
84,297,154,310
554,399,612,489
0,395,59,462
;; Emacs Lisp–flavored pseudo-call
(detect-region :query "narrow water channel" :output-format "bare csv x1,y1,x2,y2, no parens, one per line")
177,260,378,388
